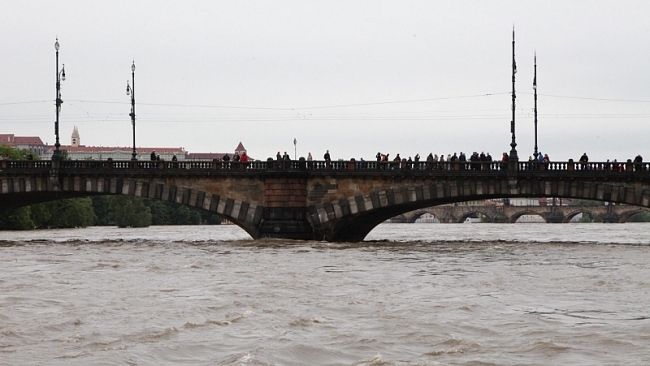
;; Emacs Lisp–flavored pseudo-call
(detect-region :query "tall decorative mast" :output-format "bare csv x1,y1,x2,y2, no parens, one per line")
533,52,539,159
509,27,518,159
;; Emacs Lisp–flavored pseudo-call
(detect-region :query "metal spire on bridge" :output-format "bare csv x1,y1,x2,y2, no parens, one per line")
509,27,518,160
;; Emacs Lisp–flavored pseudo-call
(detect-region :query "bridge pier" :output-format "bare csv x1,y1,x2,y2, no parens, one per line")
257,177,315,240
258,207,314,240
601,214,620,223
491,215,509,223
545,213,563,223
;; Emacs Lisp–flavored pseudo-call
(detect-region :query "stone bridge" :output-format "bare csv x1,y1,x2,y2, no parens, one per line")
1,158,649,242
398,204,650,224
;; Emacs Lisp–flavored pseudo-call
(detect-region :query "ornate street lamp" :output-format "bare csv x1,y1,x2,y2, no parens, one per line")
53,38,66,160
126,61,137,160
533,52,539,159
509,28,518,160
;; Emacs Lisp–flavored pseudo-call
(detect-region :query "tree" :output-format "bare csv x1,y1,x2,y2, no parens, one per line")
29,203,52,228
54,198,95,228
0,207,34,230
0,146,38,230
31,198,96,228
0,146,35,160
145,199,170,225
628,212,650,222
201,210,223,225
91,196,113,225
110,196,152,228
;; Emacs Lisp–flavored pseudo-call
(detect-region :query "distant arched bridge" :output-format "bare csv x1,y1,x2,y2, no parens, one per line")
397,204,650,223
1,158,649,242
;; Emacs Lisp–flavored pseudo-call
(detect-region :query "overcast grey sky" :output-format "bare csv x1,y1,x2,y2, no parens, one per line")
2,1,649,161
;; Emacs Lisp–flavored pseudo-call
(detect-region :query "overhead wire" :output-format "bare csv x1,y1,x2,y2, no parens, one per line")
2,92,650,126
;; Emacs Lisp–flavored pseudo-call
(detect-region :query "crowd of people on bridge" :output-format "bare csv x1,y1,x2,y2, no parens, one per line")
193,148,646,173
602,154,644,172
371,151,505,171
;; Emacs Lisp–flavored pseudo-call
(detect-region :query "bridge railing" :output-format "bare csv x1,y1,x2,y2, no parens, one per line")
1,159,649,174
0,160,52,169
518,161,649,172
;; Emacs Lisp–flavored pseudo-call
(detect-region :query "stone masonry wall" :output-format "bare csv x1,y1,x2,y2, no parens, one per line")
264,177,307,208
166,176,264,205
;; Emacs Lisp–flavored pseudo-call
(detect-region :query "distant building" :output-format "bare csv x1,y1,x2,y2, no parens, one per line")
186,141,250,161
2,130,250,162
71,126,81,147
41,128,187,161
0,134,45,156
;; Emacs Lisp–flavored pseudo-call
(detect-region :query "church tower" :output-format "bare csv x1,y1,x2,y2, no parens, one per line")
71,126,80,147
235,142,246,155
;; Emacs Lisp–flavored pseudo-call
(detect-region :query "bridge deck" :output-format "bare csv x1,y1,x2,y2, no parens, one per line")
1,159,648,176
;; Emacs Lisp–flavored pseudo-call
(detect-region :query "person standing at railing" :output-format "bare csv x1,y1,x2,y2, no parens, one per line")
634,154,643,172
150,150,157,161
450,152,458,171
393,154,401,170
307,152,313,169
469,152,478,171
233,152,241,169
542,154,550,170
579,153,589,170
324,150,331,168
459,152,466,171
536,152,544,171
241,151,249,168
223,153,230,169
475,152,483,170
276,151,282,168
501,153,508,171
426,153,434,170
283,151,290,169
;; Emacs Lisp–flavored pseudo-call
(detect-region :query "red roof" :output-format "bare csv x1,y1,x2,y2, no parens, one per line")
13,136,44,145
0,134,15,144
44,145,186,153
187,153,227,160
0,135,44,146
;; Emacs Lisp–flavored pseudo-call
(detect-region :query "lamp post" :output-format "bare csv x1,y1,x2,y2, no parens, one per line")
53,38,66,160
533,52,539,159
126,61,137,160
509,28,518,160
293,138,297,160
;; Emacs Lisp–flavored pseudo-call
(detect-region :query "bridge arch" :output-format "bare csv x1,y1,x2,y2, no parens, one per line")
509,210,548,223
618,208,650,223
308,179,650,241
456,210,495,223
0,176,263,238
405,211,440,223
562,209,598,223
